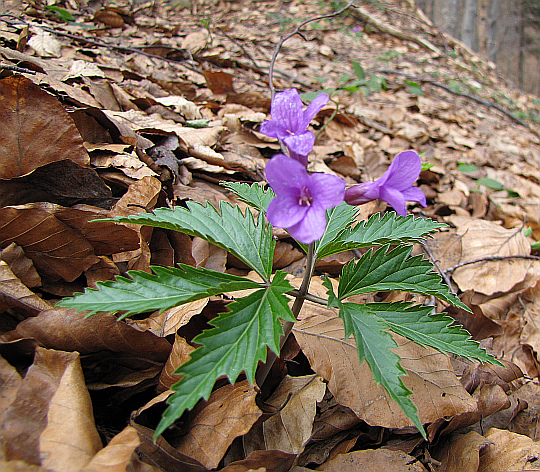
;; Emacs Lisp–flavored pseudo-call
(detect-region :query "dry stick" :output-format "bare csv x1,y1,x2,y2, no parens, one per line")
0,64,36,74
444,254,540,275
420,242,457,295
267,0,357,101
376,68,532,131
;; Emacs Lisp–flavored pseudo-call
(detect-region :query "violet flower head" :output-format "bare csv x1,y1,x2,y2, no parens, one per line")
260,89,329,165
344,150,427,216
266,154,345,244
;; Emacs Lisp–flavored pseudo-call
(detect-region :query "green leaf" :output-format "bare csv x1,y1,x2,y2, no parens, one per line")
300,89,336,101
335,299,425,437
220,182,275,213
316,212,445,258
476,177,505,191
56,264,261,318
457,163,479,173
352,60,366,80
104,201,275,280
362,302,501,365
155,271,295,438
334,244,469,310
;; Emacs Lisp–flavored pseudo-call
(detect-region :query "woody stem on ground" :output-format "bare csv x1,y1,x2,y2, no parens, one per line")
255,243,316,388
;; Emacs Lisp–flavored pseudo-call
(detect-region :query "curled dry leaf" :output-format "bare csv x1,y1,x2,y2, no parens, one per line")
157,333,195,392
260,375,326,454
317,449,428,472
11,308,172,362
479,428,540,471
293,311,477,433
176,380,261,469
80,426,161,472
0,206,100,282
0,261,51,317
448,216,536,296
0,75,89,179
1,348,101,468
431,430,490,472
0,243,41,288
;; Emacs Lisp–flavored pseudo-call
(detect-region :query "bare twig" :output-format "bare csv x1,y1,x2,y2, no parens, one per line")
267,0,357,100
444,254,540,274
377,68,533,130
421,242,457,295
0,63,36,74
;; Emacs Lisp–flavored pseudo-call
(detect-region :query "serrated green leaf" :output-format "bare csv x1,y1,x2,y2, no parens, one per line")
155,271,295,438
335,244,469,311
362,302,501,365
476,177,505,191
336,300,425,437
56,264,261,318
316,212,446,258
103,201,274,280
220,181,275,213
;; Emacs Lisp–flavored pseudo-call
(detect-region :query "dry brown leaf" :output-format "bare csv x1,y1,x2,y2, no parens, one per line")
293,310,477,433
0,243,41,288
509,381,540,440
0,206,99,282
448,216,535,295
11,308,172,362
0,354,22,417
432,430,490,472
0,460,54,471
39,351,103,472
177,380,261,469
85,256,121,288
479,428,540,471
157,333,195,392
0,75,89,179
80,426,161,472
192,237,227,272
261,375,326,454
1,348,101,467
218,450,296,472
317,449,428,471
0,261,51,316
127,299,208,338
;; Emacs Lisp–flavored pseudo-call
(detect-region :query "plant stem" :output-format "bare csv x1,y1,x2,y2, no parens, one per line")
255,243,316,388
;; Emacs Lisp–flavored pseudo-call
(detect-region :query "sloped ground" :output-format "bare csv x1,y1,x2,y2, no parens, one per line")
2,0,540,470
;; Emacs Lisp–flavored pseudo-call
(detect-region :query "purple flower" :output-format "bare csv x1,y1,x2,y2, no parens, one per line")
344,150,427,216
266,154,345,244
260,89,329,165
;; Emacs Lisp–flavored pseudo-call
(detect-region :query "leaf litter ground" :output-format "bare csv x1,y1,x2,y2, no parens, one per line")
1,0,540,470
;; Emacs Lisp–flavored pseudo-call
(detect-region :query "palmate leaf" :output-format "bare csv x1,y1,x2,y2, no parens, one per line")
365,302,501,364
334,244,469,311
317,212,446,259
105,201,274,281
56,264,261,318
334,300,425,437
155,271,295,438
220,181,275,213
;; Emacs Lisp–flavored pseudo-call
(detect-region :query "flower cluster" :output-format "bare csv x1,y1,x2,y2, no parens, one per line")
260,88,426,244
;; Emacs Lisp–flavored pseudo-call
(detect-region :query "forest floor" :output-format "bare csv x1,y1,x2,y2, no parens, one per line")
2,0,540,471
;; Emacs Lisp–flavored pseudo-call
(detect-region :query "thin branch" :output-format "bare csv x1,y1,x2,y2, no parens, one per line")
377,68,533,131
444,254,540,274
421,242,457,295
0,64,36,74
267,0,357,100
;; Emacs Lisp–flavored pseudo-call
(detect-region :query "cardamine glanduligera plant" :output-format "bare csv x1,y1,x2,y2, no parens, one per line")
58,88,500,440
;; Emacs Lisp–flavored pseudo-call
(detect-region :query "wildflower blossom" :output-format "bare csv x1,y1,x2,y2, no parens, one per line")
344,150,427,216
260,89,329,165
266,154,345,244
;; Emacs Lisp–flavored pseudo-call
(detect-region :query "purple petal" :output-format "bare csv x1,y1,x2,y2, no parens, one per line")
283,130,315,156
383,150,422,190
379,186,407,216
259,120,288,140
270,89,304,133
267,194,309,228
344,182,381,205
307,173,345,209
288,150,309,167
401,187,427,207
286,205,327,244
265,154,309,194
299,93,329,130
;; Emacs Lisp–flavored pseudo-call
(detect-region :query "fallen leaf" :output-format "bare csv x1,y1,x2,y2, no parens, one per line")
479,428,540,471
432,430,490,472
0,243,41,288
157,333,195,392
317,448,428,471
0,75,89,179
